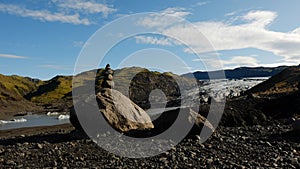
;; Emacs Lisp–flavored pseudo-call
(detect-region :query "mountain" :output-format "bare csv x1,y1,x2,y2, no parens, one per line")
0,74,43,119
241,66,300,119
1,65,299,127
0,66,197,118
183,66,289,80
244,66,300,97
25,75,73,112
220,66,300,126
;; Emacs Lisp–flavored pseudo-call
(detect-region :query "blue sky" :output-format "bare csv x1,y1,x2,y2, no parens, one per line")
0,0,300,79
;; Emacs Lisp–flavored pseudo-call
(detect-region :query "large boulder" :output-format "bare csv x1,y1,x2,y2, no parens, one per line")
70,88,154,132
97,88,154,132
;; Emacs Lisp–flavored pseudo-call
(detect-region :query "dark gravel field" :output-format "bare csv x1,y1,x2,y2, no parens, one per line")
0,122,299,168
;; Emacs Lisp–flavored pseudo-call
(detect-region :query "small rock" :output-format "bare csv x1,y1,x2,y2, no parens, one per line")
19,153,25,157
0,148,5,154
265,141,272,147
290,158,298,165
207,159,213,163
37,143,43,149
53,160,57,166
5,160,16,166
159,157,167,162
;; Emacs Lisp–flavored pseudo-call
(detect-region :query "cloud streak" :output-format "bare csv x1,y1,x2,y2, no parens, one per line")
54,0,116,17
135,36,176,46
193,1,210,7
137,7,191,29
0,54,27,59
0,3,91,25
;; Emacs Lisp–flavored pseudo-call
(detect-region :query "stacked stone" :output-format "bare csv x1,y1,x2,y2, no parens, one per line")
102,64,114,89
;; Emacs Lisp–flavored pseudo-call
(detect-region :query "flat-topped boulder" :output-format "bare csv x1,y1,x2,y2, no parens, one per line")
149,107,214,137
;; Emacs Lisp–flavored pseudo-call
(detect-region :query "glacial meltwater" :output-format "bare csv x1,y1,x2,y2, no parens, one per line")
0,113,70,130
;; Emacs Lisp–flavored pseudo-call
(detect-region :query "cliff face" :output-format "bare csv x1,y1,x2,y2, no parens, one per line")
126,71,182,109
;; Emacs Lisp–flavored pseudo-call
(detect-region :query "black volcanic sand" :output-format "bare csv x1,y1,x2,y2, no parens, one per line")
0,123,300,168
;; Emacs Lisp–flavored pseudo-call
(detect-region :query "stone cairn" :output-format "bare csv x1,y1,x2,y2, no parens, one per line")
101,64,114,89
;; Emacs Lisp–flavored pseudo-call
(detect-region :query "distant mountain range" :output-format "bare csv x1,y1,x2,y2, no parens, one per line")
182,66,299,80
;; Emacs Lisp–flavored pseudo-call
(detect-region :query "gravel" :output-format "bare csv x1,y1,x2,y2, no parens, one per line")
0,122,299,168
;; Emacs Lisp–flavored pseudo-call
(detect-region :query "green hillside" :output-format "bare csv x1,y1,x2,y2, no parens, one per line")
0,74,43,117
26,76,72,104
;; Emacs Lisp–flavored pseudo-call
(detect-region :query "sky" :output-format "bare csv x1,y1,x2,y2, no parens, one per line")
0,0,300,80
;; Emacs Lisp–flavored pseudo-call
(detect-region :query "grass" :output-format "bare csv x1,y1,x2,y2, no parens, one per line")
29,76,72,104
0,74,42,100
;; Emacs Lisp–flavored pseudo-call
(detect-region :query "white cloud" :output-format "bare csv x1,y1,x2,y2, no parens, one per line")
198,56,298,70
135,36,176,46
137,7,190,29
0,54,27,59
291,27,300,34
225,11,237,17
193,56,258,69
138,9,300,65
0,3,91,25
242,10,277,28
194,1,210,7
221,56,259,66
160,7,191,18
54,0,116,17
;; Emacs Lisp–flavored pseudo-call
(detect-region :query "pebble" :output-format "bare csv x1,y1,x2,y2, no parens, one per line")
37,143,43,149
0,122,299,168
0,148,4,154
